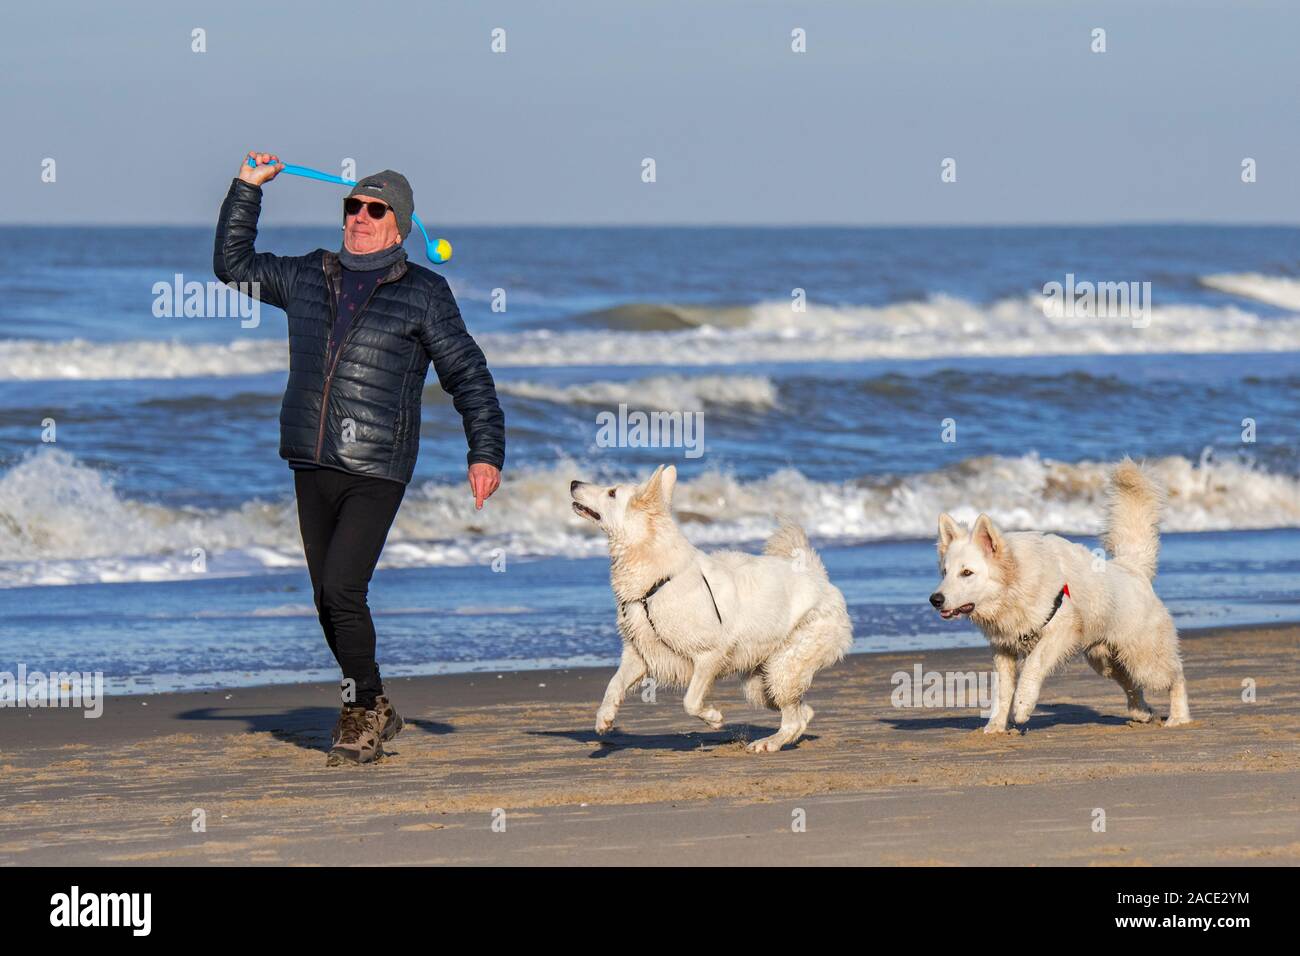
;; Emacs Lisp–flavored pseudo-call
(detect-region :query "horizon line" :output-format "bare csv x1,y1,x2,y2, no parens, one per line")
4,220,1300,230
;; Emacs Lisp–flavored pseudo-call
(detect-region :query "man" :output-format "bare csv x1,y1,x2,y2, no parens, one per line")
215,151,505,766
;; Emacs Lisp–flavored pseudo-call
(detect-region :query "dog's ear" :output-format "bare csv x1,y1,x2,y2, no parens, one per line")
937,513,963,558
631,465,667,512
659,464,677,508
972,513,1004,556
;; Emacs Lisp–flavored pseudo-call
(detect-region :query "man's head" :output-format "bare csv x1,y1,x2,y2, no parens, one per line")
343,170,413,255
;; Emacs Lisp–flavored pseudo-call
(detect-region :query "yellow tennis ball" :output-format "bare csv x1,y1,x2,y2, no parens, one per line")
432,238,453,263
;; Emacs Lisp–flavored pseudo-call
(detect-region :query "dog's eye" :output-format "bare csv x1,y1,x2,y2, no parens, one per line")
960,569,973,577
607,488,617,498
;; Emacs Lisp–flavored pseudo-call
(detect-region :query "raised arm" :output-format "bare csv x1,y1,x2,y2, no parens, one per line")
213,151,300,310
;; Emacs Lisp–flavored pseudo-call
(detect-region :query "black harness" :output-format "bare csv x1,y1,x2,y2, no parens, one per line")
620,572,722,633
1015,585,1069,650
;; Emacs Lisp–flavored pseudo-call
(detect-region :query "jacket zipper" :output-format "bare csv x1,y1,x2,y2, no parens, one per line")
314,260,400,462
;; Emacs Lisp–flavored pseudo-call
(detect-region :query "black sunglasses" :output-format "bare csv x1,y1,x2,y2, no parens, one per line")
344,197,392,219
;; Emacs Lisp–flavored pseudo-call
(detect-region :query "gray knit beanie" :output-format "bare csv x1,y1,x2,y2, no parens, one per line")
346,170,414,240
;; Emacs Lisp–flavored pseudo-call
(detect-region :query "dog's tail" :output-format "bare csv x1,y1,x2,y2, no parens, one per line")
1101,457,1163,580
764,517,828,579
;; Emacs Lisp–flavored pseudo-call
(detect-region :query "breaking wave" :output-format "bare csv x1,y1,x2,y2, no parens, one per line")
0,337,285,381
2,447,1296,588
4,293,1299,381
498,374,777,410
574,302,759,331
482,295,1300,366
1200,272,1300,311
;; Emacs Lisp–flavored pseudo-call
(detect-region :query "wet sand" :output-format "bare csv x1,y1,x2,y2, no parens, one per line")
1,625,1296,865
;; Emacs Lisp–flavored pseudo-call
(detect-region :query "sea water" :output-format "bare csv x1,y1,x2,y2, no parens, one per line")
1,225,1296,691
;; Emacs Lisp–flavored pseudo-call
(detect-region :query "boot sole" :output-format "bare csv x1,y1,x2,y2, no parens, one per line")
326,741,384,766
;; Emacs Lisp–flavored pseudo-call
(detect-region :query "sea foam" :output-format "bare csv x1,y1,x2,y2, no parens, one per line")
2,447,1296,588
4,293,1298,380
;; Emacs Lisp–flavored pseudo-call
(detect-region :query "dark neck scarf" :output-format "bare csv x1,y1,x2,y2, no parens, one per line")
338,241,407,272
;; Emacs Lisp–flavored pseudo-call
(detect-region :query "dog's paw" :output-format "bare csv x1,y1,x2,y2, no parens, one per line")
746,736,786,754
1127,707,1155,724
698,707,724,730
981,721,1009,735
594,707,618,735
1162,714,1192,727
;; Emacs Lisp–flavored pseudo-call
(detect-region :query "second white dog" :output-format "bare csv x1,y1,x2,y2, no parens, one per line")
930,459,1191,732
570,465,853,752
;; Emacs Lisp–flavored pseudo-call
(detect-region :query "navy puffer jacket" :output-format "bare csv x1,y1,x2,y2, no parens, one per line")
213,179,505,483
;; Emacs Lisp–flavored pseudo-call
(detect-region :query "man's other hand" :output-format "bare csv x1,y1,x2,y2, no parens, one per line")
469,463,501,510
238,151,283,186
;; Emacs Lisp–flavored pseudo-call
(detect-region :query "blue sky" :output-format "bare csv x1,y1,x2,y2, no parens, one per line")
2,0,1295,225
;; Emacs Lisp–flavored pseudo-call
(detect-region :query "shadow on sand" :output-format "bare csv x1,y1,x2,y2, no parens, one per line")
879,701,1133,732
530,724,819,758
176,706,455,752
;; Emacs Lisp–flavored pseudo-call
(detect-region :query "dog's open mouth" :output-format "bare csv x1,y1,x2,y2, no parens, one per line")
940,603,975,620
571,501,601,522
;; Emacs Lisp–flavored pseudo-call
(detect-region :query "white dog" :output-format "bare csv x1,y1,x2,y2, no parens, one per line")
570,465,853,752
930,459,1191,732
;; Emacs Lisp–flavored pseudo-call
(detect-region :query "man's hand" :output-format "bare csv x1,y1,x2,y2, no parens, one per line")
468,463,501,510
238,151,283,186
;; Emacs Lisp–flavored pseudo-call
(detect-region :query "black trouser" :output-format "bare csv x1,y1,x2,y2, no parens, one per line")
294,468,406,709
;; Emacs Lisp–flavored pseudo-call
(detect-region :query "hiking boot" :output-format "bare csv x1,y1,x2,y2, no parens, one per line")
326,706,382,766
330,705,345,747
329,696,402,746
329,704,352,747
373,694,404,743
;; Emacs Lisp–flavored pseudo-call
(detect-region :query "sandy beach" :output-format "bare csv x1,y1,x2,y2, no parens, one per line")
1,623,1295,866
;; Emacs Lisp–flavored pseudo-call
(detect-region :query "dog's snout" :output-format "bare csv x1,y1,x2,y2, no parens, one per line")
569,480,581,494
929,592,945,609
